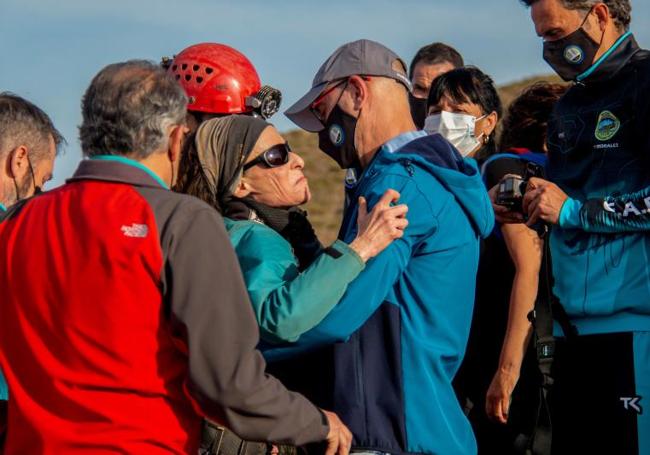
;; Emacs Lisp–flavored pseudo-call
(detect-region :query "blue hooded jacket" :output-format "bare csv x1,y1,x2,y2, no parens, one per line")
265,131,494,455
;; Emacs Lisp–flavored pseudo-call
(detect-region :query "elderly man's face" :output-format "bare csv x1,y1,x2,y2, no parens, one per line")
240,126,311,208
411,61,456,99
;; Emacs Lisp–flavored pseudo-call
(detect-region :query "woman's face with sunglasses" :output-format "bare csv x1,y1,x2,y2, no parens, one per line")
236,126,311,208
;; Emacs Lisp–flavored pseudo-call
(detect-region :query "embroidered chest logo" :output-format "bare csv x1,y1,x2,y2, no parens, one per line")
121,223,149,238
595,110,621,142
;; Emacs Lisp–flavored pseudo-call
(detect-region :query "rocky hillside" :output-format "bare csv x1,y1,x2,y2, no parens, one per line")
284,74,564,244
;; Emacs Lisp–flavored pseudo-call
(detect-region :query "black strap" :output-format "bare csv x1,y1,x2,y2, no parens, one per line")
200,422,270,455
527,227,576,455
200,422,301,455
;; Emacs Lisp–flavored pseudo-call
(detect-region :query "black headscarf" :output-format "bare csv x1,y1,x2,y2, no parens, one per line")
194,115,323,270
194,115,268,214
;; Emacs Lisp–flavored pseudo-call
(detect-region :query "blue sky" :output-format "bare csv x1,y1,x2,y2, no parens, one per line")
1,0,649,188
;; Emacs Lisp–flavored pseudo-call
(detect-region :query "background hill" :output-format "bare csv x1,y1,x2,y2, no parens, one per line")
286,74,564,244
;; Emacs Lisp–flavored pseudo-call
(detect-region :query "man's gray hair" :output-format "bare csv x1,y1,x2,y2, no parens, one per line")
520,0,632,31
79,60,188,159
0,92,64,162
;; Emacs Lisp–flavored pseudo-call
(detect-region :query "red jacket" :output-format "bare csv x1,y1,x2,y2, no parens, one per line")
0,156,328,454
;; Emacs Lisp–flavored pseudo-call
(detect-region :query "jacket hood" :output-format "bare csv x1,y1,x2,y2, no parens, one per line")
374,133,494,238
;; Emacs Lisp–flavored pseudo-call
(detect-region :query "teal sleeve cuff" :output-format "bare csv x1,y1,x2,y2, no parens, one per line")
558,197,583,229
331,240,366,270
0,370,8,400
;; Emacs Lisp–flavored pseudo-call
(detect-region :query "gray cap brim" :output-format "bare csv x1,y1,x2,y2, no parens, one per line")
284,82,328,132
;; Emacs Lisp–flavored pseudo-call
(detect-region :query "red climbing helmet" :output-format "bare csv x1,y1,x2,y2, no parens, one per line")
162,43,282,119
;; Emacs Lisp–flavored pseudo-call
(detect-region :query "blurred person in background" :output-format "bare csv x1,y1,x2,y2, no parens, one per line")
0,92,63,447
408,42,464,129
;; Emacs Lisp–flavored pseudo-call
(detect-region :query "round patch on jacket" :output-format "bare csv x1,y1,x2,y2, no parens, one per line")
595,110,621,142
564,45,585,64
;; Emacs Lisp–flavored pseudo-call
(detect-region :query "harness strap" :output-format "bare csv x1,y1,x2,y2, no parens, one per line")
528,228,576,455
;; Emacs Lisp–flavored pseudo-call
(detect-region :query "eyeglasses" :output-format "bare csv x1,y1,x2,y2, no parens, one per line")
309,76,372,124
243,143,291,171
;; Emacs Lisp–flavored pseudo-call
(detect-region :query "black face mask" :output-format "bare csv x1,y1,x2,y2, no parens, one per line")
409,93,428,130
543,10,604,81
318,100,361,170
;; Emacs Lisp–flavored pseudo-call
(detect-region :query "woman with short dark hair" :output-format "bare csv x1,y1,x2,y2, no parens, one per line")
425,66,503,162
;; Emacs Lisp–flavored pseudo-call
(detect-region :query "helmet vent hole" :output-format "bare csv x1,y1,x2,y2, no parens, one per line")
181,64,188,70
185,74,191,81
172,65,177,71
196,76,204,84
193,64,200,71
175,74,180,80
205,67,214,74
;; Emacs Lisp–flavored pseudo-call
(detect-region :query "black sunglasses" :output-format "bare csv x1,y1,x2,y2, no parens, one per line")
243,143,291,171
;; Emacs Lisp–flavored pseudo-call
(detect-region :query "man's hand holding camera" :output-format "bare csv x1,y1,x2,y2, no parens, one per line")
522,178,568,226
489,175,569,226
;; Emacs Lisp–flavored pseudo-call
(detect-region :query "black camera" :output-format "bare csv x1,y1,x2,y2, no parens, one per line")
495,161,545,213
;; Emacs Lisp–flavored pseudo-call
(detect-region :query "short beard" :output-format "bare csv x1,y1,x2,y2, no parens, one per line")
12,174,34,204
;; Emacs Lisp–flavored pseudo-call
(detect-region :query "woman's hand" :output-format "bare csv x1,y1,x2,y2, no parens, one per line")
349,189,408,262
485,368,520,424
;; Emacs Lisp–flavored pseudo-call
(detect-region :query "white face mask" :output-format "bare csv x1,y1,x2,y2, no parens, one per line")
423,111,486,157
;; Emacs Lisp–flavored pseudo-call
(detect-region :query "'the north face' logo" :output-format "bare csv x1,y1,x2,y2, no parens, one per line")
595,110,621,142
121,223,149,238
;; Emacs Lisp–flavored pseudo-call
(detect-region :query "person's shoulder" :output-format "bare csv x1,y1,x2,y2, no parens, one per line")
227,218,292,255
137,187,221,223
630,48,650,67
227,218,282,241
630,49,650,85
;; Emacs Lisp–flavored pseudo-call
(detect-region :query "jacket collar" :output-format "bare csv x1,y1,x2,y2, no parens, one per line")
381,130,428,154
68,155,169,189
577,31,641,83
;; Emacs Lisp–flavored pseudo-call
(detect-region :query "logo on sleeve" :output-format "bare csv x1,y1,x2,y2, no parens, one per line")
595,110,620,142
121,223,149,238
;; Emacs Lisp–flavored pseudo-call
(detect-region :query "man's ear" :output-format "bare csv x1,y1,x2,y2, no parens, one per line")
8,146,29,179
347,75,369,112
592,3,611,32
232,177,252,199
168,125,189,163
